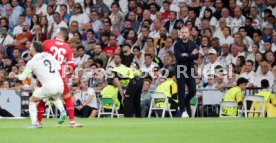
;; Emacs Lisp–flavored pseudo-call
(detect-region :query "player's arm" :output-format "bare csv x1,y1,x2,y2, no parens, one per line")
235,91,244,109
270,94,276,108
15,62,33,80
65,46,75,77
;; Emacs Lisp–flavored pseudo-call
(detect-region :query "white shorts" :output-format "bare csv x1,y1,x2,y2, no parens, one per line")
33,82,64,101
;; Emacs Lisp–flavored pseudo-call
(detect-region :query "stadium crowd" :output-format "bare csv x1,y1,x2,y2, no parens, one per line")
0,0,276,117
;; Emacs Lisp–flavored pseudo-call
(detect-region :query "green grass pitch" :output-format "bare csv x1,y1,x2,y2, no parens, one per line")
0,118,275,143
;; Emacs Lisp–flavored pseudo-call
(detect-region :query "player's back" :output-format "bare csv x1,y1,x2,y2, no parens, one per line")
43,39,72,65
29,52,63,86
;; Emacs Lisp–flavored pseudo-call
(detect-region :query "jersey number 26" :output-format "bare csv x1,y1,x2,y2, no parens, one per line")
50,46,66,64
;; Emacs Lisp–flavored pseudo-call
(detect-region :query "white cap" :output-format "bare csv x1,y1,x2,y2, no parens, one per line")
208,48,217,55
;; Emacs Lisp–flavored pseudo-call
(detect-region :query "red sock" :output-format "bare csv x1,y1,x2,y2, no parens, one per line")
64,96,75,122
37,100,45,124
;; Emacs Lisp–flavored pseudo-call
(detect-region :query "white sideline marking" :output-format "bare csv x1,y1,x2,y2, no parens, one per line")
0,119,260,129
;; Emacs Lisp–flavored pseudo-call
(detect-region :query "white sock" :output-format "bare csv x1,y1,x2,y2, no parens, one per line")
53,98,66,114
29,101,38,124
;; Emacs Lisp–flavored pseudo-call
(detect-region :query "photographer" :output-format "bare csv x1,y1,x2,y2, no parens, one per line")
73,78,98,118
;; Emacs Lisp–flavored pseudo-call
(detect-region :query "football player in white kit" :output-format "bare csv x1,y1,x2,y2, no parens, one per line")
13,42,67,128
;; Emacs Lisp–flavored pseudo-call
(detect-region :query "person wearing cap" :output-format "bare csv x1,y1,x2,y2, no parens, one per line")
202,48,225,83
249,79,276,117
222,77,248,116
174,26,199,117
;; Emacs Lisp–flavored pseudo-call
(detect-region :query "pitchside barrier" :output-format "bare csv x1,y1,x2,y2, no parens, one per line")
0,87,272,117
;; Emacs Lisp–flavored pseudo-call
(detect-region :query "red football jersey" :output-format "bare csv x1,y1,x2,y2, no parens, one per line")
43,39,74,77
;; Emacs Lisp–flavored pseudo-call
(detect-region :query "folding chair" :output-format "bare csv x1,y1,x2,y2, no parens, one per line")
219,101,238,117
98,98,120,118
148,92,174,118
45,100,57,118
190,97,198,118
241,95,265,117
202,90,224,116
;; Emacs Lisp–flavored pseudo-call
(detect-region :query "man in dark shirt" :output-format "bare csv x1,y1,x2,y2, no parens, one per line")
121,44,134,67
174,27,199,117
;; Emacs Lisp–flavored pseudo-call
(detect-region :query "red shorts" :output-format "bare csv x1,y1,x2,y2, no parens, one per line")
62,78,70,96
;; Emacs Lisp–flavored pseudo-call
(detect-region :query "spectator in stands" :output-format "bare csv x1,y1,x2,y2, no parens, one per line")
234,56,246,74
9,22,32,54
30,14,40,32
239,60,255,86
49,12,68,39
222,77,249,116
162,51,175,69
70,3,90,31
220,27,234,46
0,69,6,83
60,4,71,24
91,0,109,17
164,11,178,34
75,45,90,68
158,37,174,62
140,79,152,117
141,54,159,74
0,26,14,56
249,6,262,30
113,26,125,45
254,60,274,87
94,44,107,67
239,26,253,48
0,0,10,17
254,52,264,73
262,23,273,43
68,21,79,39
203,49,225,82
12,14,25,36
83,0,93,16
231,6,245,34
265,51,276,67
253,30,265,53
1,80,11,90
36,0,47,16
74,78,98,118
32,25,47,43
5,4,17,30
121,44,134,67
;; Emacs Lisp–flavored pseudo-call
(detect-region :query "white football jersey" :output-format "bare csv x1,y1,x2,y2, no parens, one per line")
21,52,63,86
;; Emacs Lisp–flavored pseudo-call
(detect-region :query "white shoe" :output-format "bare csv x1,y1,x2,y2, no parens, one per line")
27,123,42,129
181,111,189,118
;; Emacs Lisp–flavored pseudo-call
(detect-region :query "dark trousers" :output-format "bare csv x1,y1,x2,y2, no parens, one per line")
74,106,93,117
124,76,144,117
176,70,196,117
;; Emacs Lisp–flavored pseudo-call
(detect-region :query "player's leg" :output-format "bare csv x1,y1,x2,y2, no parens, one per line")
53,97,67,124
29,96,39,125
62,79,82,127
37,100,45,125
28,88,44,128
36,82,45,125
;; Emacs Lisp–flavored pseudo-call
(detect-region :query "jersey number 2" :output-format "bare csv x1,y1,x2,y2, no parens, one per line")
44,60,55,73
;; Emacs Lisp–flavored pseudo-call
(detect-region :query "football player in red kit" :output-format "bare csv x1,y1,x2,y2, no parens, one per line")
37,27,82,128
